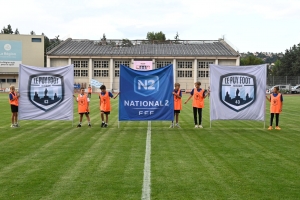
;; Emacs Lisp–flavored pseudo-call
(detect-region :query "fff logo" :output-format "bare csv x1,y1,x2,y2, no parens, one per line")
134,76,159,96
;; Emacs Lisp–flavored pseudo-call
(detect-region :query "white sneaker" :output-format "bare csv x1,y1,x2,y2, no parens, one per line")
169,124,174,128
10,124,15,128
199,125,203,128
195,125,198,128
175,124,181,128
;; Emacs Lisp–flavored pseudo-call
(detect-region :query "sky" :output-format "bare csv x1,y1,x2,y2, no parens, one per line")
1,0,300,53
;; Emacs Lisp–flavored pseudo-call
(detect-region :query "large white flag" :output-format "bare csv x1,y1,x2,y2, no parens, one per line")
210,64,267,121
19,64,74,120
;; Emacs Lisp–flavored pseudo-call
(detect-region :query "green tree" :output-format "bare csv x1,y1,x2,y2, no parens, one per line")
146,31,166,41
271,60,281,76
174,32,180,40
240,55,264,66
121,39,133,47
275,44,300,76
14,28,19,34
1,24,14,34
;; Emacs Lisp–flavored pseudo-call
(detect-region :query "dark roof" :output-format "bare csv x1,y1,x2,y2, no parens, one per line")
47,38,239,57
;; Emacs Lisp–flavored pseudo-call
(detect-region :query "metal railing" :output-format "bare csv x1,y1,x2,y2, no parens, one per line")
267,76,300,86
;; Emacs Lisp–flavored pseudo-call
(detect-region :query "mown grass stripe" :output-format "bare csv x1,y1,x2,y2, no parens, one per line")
0,126,79,177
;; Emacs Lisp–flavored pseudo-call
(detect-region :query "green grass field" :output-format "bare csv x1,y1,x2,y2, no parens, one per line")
0,93,299,200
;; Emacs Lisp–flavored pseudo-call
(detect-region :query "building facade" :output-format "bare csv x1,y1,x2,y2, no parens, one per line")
0,34,44,89
47,39,240,92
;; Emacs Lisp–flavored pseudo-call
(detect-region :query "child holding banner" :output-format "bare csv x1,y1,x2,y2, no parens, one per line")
9,85,20,128
99,85,118,128
184,81,209,128
74,87,91,128
266,86,283,130
170,83,182,128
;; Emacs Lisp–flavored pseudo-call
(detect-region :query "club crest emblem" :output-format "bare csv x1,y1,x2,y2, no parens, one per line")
219,73,256,112
28,74,64,111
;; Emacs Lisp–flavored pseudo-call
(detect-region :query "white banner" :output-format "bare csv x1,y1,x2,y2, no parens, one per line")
19,64,74,120
210,64,266,121
90,79,103,88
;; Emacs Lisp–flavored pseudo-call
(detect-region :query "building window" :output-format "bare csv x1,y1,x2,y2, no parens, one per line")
94,60,109,68
0,79,6,82
7,79,17,83
156,61,172,68
81,70,88,77
73,60,88,68
178,71,184,77
185,71,193,77
94,70,109,77
114,60,130,68
115,70,120,77
73,60,88,77
206,71,209,77
74,61,81,68
198,61,213,69
74,70,81,77
198,71,206,77
177,61,192,68
32,38,42,42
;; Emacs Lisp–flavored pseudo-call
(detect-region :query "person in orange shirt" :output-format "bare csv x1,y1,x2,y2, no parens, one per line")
184,81,209,128
88,84,92,98
99,85,118,128
73,87,91,128
9,85,20,128
266,86,283,130
170,83,182,128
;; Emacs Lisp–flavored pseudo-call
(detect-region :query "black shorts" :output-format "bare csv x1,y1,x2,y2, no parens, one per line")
79,112,90,115
11,105,18,113
174,110,180,114
101,111,110,115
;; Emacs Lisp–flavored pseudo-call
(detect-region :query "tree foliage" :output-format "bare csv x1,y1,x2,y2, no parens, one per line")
174,32,180,40
1,24,14,34
275,44,300,76
121,39,133,47
146,31,166,41
14,28,19,34
240,55,264,66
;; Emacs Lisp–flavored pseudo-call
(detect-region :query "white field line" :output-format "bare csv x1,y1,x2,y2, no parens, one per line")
142,121,151,200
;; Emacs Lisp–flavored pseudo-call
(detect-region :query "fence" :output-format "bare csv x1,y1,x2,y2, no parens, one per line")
267,76,300,87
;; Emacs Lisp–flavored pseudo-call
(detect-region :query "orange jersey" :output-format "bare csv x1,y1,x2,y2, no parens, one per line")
174,90,182,110
9,92,19,106
99,92,111,112
77,94,89,113
270,93,282,113
88,87,92,93
192,89,204,108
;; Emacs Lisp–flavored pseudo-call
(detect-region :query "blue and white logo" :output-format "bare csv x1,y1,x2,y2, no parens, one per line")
219,73,256,112
134,75,159,96
4,44,11,51
28,74,64,111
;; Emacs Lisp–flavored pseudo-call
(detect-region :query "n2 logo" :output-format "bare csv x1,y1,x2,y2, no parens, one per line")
134,76,159,96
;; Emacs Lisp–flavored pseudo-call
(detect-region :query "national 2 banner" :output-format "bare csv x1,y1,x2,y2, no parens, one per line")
210,64,267,121
19,64,74,120
119,64,174,121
